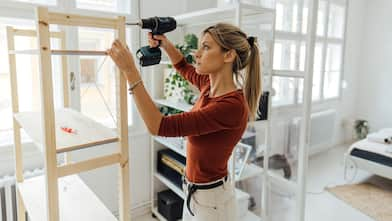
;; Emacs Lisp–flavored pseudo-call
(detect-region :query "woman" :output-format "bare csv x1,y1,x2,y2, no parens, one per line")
107,23,262,221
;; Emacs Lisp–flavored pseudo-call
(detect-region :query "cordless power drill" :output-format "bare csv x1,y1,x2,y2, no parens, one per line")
127,17,177,66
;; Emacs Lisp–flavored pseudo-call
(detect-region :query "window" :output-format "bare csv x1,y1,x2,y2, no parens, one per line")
0,19,35,145
0,0,137,147
272,76,296,106
76,0,131,14
328,3,345,38
272,0,347,107
78,27,134,128
12,0,56,5
0,18,64,145
324,43,342,98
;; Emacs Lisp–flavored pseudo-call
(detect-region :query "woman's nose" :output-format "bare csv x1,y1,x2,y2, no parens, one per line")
194,48,201,58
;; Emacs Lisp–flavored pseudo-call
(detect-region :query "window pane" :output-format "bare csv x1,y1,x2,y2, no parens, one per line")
78,27,134,127
0,19,34,135
323,71,340,98
12,0,56,5
299,42,306,71
328,3,345,38
276,0,299,32
317,0,327,36
273,40,297,70
325,43,342,72
79,28,117,128
76,0,130,14
301,0,309,34
297,78,303,103
312,43,323,101
272,76,296,106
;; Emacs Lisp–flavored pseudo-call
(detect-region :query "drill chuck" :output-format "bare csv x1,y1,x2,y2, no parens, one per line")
126,16,177,66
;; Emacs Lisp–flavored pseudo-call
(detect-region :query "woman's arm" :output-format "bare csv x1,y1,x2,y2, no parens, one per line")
107,40,162,135
149,33,209,91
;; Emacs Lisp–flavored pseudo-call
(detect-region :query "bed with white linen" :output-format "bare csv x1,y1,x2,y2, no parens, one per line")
344,138,392,180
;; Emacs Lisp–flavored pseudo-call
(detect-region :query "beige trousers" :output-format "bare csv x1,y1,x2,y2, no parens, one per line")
182,176,237,221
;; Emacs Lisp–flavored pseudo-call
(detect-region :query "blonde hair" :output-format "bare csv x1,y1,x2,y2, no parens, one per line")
203,23,262,121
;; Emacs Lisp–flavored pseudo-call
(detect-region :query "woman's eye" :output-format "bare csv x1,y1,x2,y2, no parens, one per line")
203,46,209,50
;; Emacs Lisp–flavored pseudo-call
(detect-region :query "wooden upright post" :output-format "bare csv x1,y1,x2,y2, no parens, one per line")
6,26,27,221
116,16,130,221
36,7,60,221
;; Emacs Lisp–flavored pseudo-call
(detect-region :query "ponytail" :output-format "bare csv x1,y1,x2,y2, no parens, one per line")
203,23,263,121
244,42,262,121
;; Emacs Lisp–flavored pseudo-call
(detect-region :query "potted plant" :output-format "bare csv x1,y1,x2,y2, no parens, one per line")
164,34,199,105
354,119,369,139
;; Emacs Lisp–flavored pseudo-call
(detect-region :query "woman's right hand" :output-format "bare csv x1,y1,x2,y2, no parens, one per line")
148,32,169,49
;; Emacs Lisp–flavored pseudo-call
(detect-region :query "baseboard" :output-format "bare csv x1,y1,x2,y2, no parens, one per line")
131,202,152,219
112,201,152,220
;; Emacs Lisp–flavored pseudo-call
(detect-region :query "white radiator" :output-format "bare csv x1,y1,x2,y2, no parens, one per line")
0,169,43,221
288,109,336,157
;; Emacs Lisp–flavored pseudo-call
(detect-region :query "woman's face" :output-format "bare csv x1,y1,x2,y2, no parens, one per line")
194,33,227,75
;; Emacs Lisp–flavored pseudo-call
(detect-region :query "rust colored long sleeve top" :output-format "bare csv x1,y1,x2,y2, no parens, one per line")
158,58,249,183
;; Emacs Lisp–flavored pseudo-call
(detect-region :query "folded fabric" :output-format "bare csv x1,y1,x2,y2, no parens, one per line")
367,132,392,144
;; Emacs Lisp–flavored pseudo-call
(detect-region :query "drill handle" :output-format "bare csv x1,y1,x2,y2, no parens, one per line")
150,33,162,48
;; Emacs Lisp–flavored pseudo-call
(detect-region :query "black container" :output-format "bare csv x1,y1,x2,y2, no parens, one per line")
157,149,186,188
158,189,184,221
256,91,269,121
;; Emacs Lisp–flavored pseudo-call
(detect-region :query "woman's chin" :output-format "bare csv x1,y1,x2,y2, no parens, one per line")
195,67,207,75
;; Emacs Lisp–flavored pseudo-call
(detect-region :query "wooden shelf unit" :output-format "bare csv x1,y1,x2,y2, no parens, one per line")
7,7,130,221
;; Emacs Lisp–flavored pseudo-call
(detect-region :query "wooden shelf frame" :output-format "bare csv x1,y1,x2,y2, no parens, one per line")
8,49,108,56
7,7,130,221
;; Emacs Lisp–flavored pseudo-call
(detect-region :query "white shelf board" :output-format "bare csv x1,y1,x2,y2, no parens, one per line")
235,163,263,181
18,175,117,221
153,136,186,157
155,173,185,199
174,3,274,26
266,170,297,194
243,210,262,221
154,98,193,112
14,108,118,153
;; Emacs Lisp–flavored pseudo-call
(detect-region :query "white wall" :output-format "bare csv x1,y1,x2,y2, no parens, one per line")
333,0,366,143
355,0,392,132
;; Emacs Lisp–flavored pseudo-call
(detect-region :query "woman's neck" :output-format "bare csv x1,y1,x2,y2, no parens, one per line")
208,68,237,98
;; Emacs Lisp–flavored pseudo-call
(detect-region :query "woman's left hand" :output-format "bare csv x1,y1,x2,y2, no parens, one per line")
107,39,140,83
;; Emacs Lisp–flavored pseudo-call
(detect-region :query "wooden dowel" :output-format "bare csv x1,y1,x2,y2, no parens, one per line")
51,50,108,56
9,50,108,56
57,153,121,177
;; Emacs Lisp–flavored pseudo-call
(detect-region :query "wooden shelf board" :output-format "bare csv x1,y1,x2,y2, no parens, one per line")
18,175,117,221
14,108,118,153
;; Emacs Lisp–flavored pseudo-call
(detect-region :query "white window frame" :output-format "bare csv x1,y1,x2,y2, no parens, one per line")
272,0,348,107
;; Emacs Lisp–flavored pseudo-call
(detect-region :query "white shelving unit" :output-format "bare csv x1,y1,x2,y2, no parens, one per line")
7,8,130,221
150,1,276,221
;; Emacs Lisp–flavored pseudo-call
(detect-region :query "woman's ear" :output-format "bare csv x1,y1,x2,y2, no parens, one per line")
223,49,236,63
